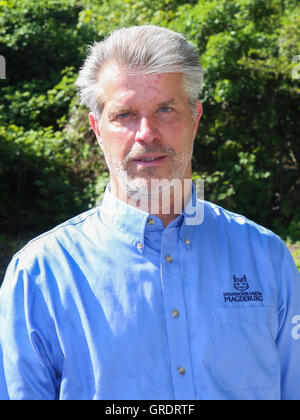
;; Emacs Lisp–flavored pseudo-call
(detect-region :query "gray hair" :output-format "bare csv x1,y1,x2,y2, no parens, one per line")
75,25,203,119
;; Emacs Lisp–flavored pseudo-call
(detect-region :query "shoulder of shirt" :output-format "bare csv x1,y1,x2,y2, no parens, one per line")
12,206,102,262
202,199,284,246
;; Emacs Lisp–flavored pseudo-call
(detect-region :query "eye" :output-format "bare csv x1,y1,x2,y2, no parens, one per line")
117,112,133,120
158,106,172,113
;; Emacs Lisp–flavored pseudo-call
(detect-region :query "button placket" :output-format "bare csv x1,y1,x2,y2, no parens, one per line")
160,227,195,399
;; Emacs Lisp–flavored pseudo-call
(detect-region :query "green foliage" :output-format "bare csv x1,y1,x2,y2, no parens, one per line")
0,0,299,242
292,247,300,271
0,0,97,83
0,123,89,234
1,67,77,128
171,0,300,238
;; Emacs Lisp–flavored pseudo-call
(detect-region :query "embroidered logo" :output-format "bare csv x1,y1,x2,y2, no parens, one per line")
223,275,263,303
233,274,249,291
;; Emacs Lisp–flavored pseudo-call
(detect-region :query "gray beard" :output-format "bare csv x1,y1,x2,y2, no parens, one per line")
104,144,193,198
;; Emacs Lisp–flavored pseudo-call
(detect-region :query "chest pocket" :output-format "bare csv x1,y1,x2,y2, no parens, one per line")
214,306,279,390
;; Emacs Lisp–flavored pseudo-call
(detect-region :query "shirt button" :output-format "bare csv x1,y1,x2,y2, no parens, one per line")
184,238,190,245
171,309,180,318
178,367,186,375
147,217,155,225
165,255,173,263
136,242,143,250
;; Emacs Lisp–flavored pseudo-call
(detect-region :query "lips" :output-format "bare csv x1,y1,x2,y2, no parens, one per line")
137,157,161,162
132,154,167,166
133,154,167,162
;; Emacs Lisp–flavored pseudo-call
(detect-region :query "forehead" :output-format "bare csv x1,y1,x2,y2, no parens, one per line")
98,64,187,109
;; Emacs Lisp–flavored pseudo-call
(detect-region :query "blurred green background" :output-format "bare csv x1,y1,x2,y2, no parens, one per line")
0,0,299,281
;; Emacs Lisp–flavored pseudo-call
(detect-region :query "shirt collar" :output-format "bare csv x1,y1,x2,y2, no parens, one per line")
100,184,149,252
100,182,201,252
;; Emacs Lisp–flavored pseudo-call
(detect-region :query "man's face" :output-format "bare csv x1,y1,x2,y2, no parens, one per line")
89,64,202,197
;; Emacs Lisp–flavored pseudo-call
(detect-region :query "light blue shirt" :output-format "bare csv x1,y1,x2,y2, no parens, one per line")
0,184,300,400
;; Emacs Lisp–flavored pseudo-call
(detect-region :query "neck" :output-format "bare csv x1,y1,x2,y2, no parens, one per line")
111,178,193,227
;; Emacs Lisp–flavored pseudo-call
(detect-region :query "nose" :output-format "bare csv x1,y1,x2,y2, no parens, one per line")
135,116,160,144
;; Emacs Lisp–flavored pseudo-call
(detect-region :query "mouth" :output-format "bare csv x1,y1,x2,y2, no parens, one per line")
132,154,167,167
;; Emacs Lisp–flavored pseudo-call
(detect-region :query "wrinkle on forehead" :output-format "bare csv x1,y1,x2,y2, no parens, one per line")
99,68,187,118
99,62,184,94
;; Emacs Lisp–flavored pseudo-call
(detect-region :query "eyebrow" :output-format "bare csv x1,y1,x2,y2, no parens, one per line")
107,107,134,119
157,98,176,107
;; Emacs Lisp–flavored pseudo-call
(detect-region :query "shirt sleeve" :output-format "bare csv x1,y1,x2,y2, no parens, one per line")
0,256,61,400
276,244,300,400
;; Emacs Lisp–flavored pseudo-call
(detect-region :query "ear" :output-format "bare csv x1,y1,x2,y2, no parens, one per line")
89,112,103,149
192,100,203,140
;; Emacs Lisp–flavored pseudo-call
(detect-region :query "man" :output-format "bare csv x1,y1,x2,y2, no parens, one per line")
0,25,299,400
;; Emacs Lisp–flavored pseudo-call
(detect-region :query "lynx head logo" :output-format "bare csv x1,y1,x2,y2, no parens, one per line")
233,274,249,292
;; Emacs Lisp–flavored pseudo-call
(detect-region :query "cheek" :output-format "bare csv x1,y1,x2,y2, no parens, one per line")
101,128,134,162
102,123,132,140
164,121,195,150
